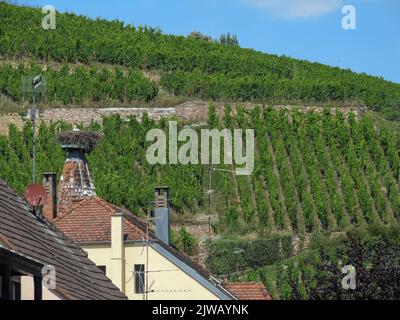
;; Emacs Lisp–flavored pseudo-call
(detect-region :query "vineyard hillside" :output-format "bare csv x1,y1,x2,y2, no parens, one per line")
0,2,400,299
0,2,399,121
0,107,399,237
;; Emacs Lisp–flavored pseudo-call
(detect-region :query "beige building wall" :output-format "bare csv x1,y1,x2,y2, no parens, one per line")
20,275,62,300
83,244,220,300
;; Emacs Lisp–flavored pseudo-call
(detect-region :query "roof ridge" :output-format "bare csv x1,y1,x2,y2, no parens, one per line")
122,211,155,239
54,195,150,243
95,197,119,215
95,197,150,237
40,215,90,257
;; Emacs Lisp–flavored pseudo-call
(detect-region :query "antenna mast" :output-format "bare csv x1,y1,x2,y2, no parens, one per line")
145,204,150,300
30,75,44,183
207,167,245,241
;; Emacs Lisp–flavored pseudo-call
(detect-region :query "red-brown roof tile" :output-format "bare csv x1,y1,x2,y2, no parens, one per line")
54,197,148,243
224,282,272,300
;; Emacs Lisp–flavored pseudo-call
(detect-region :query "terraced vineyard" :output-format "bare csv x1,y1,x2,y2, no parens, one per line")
0,106,399,237
1,2,400,119
1,1,399,300
0,62,157,104
211,106,400,235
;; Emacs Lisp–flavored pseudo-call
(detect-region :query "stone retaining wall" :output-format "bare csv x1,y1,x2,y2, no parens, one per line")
40,107,177,126
0,114,24,134
0,102,368,135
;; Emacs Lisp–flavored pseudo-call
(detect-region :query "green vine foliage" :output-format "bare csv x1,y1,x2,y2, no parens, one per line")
207,236,294,275
0,63,158,104
0,2,400,115
236,225,400,300
0,107,399,237
170,227,198,256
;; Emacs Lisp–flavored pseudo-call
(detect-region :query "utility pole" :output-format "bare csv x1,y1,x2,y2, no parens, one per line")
32,94,36,183
31,75,43,183
144,200,155,301
145,206,149,301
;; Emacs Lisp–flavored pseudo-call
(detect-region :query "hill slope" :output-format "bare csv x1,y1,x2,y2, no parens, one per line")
0,107,399,238
1,2,400,300
0,2,400,119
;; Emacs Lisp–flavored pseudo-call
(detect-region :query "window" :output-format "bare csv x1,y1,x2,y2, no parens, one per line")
11,277,21,300
97,266,106,274
0,263,5,300
134,264,145,294
0,265,20,300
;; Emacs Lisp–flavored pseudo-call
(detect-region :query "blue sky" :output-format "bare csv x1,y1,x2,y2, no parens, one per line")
18,0,400,83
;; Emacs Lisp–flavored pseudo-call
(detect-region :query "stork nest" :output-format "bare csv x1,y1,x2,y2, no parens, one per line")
58,131,102,152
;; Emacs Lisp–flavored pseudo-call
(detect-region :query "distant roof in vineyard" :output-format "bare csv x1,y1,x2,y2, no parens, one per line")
58,130,101,152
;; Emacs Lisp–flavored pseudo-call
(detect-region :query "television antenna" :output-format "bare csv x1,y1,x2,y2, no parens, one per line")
23,75,46,183
206,167,243,241
137,200,183,300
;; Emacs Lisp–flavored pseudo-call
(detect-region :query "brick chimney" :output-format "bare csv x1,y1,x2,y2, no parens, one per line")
154,186,170,245
57,130,100,215
42,172,57,220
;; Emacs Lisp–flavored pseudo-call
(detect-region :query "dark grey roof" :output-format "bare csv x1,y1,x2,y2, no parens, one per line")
0,178,127,300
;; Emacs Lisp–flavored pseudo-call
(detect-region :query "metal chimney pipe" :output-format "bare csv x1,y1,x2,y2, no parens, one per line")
154,186,170,245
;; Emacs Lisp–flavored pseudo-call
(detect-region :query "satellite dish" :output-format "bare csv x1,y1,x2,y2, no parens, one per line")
24,184,47,207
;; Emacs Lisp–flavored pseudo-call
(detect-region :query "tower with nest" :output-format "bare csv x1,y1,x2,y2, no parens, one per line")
57,129,101,214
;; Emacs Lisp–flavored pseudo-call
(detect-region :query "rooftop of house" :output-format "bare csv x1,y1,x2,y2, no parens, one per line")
54,196,150,243
223,282,272,300
52,192,240,298
44,135,250,300
0,178,127,300
53,195,214,279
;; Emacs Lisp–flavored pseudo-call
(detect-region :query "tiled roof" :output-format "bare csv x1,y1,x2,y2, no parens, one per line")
53,196,226,293
224,282,272,300
0,178,127,300
53,193,236,299
54,197,148,243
